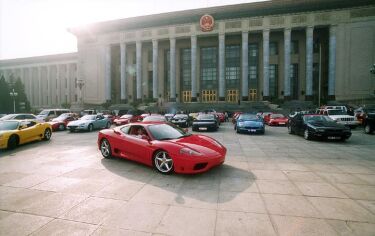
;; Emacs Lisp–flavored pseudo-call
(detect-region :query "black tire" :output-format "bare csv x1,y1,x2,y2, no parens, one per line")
100,138,112,158
106,122,111,129
43,128,52,141
304,129,311,140
7,135,18,150
153,150,174,174
58,124,65,131
364,124,373,134
88,124,93,132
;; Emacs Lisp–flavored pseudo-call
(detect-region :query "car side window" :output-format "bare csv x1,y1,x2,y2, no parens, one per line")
25,115,34,119
16,115,24,120
120,126,130,134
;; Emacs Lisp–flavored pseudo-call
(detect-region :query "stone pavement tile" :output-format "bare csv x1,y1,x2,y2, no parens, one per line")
219,177,258,193
216,211,276,236
3,174,53,188
0,172,29,185
219,162,253,178
271,215,338,236
62,179,109,195
148,174,185,189
91,227,151,236
256,180,301,195
316,172,366,185
335,183,375,200
294,182,348,198
155,206,216,236
353,174,375,185
32,165,79,176
21,192,87,218
0,210,13,220
31,176,81,192
31,219,98,236
284,171,325,182
0,212,52,236
347,222,375,236
173,188,218,209
251,170,289,180
60,197,125,224
180,174,220,190
61,168,117,182
130,185,178,205
102,202,168,232
357,200,375,214
262,194,321,218
248,162,280,170
304,164,344,173
218,192,266,213
336,165,374,174
307,197,375,222
277,163,309,171
325,219,355,236
93,180,145,201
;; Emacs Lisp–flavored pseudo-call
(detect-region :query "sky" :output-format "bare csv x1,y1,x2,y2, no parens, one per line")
0,0,265,60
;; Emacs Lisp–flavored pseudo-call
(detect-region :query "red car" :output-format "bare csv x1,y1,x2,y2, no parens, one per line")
48,113,77,131
98,122,226,174
113,114,142,126
216,112,225,122
232,112,243,124
265,113,288,126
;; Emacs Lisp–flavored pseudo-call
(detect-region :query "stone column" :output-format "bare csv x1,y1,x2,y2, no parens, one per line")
284,28,291,100
328,25,337,100
242,31,249,101
47,66,52,105
105,45,112,102
66,64,70,103
218,33,225,101
191,35,197,102
56,64,61,105
152,39,158,100
136,41,142,101
305,26,314,100
29,68,33,106
120,42,127,103
170,38,176,102
38,67,42,107
263,29,270,100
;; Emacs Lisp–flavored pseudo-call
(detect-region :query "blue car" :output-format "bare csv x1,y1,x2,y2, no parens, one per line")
67,114,111,132
235,113,265,134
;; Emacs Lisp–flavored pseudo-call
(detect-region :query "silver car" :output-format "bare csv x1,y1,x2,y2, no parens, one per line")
67,114,111,132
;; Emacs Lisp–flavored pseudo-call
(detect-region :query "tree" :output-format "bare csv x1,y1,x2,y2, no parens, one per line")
0,75,12,113
12,77,31,112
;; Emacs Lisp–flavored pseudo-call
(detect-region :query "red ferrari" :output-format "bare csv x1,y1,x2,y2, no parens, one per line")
98,122,226,174
266,113,288,126
48,113,77,131
113,114,141,126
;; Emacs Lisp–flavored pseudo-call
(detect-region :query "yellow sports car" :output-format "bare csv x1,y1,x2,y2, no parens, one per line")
0,120,52,150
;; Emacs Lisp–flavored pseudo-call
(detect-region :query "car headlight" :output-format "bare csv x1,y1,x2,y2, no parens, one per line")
238,122,244,127
179,147,202,156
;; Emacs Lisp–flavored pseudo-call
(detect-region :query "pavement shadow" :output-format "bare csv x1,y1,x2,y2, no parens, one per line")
101,156,256,204
0,139,51,158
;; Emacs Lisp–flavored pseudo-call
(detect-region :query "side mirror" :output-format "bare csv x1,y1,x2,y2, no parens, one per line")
113,130,121,135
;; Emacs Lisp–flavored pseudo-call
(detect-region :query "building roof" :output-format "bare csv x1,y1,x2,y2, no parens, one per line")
69,0,375,36
0,52,77,67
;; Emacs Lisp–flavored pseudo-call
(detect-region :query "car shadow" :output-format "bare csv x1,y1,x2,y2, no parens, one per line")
0,139,51,157
100,156,257,204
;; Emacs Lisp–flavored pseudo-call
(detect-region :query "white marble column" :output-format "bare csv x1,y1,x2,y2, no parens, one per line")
37,67,42,106
29,68,33,106
263,29,270,99
136,41,142,101
284,28,291,98
66,64,71,103
120,43,127,102
191,35,197,102
328,25,337,99
242,31,249,100
105,45,112,101
56,64,61,105
218,33,225,101
152,39,158,100
305,26,314,99
170,38,176,102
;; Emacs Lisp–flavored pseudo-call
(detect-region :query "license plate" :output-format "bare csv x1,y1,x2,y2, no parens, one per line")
199,127,207,130
279,122,285,125
328,136,340,140
248,129,256,132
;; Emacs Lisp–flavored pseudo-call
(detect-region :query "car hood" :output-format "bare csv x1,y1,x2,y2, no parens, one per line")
68,120,91,126
308,121,346,129
238,120,263,126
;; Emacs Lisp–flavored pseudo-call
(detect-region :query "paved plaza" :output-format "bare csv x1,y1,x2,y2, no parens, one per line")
0,122,375,235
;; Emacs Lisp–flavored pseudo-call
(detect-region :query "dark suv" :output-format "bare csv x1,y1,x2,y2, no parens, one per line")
363,108,375,134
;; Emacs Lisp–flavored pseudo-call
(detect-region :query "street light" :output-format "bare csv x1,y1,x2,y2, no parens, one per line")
9,89,18,113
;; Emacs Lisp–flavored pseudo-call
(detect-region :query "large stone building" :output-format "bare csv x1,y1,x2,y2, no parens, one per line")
1,0,375,109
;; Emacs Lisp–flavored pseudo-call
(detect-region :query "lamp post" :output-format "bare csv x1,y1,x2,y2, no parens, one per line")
9,89,18,113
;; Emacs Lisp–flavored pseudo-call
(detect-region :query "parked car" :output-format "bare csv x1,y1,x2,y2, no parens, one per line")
164,113,175,121
235,113,265,134
322,109,359,128
97,122,226,174
0,113,40,121
363,108,375,134
192,114,219,131
354,106,375,125
37,109,70,121
67,114,111,132
48,113,77,131
142,115,167,122
0,120,52,149
113,114,141,126
265,113,288,126
216,112,225,122
170,114,190,127
232,112,243,124
288,113,351,141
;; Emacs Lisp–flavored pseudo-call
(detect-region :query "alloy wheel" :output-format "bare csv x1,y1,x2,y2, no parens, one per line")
44,129,51,140
154,151,174,174
100,139,112,158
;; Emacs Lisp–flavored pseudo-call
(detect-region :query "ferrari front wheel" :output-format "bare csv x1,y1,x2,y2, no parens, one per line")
43,128,52,141
153,150,174,174
7,135,18,149
100,138,112,158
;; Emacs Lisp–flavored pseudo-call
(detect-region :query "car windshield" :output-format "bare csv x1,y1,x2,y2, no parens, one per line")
38,110,49,116
0,114,16,120
327,109,346,115
143,116,166,122
0,121,19,130
120,115,133,119
148,124,189,140
54,113,69,121
271,114,285,119
238,114,259,121
304,115,333,122
174,114,188,119
81,115,96,120
197,114,214,120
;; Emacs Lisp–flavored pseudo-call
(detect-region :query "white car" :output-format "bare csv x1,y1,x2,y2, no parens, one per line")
325,109,359,128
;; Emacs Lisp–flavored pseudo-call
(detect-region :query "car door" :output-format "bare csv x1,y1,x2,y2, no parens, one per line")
18,121,40,143
125,125,153,165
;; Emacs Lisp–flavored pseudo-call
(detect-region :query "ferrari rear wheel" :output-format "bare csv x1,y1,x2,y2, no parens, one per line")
43,128,52,141
100,138,112,158
7,135,18,149
153,150,174,174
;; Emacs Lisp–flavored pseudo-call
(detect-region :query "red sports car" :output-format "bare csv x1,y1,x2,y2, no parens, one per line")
216,112,225,122
266,113,288,126
113,114,141,126
48,113,77,131
98,122,226,174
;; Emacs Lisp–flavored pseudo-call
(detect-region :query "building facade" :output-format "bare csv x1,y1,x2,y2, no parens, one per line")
1,0,375,108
